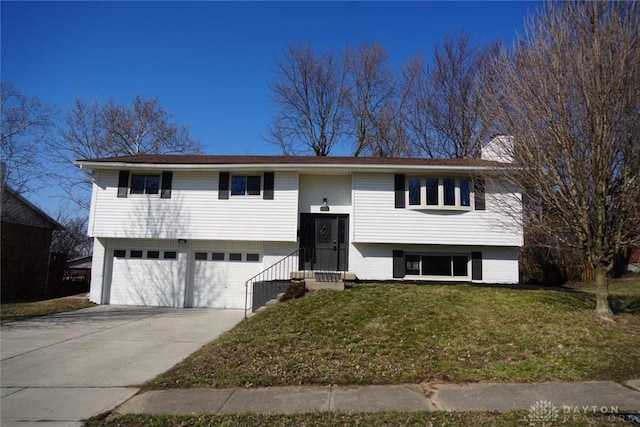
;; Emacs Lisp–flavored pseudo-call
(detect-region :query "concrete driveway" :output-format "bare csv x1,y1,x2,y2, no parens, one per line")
1,305,244,426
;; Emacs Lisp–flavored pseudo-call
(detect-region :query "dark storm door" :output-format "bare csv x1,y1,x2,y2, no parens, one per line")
299,214,348,271
314,216,338,270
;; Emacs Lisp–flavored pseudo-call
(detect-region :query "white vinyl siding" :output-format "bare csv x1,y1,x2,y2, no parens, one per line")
298,174,352,214
89,238,106,304
352,173,522,247
89,170,298,241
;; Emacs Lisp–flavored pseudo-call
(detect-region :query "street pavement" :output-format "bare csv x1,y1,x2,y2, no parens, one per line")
0,305,244,426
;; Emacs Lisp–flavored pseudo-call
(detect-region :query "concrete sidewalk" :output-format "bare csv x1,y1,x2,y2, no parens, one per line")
116,379,640,416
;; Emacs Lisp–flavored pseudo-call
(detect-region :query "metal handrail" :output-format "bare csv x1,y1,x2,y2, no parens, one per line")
244,248,348,318
244,249,301,318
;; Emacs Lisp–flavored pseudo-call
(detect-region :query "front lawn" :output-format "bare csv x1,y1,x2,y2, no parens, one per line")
148,279,640,389
1,294,95,324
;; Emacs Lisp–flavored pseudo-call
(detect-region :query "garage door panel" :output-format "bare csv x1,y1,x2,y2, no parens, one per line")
192,261,227,308
110,257,183,307
191,253,263,309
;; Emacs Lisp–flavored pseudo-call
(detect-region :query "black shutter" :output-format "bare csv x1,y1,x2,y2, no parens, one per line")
393,250,405,278
474,177,486,210
117,171,129,198
218,172,230,199
394,174,405,208
161,171,173,199
263,172,274,200
471,252,482,281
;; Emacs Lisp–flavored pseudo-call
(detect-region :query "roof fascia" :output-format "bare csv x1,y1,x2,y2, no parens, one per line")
76,161,514,174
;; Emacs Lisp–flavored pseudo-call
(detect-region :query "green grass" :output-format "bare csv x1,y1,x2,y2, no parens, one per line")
148,278,640,389
85,411,630,427
1,294,95,324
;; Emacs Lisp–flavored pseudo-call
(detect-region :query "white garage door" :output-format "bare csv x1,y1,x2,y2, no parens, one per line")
109,249,183,307
191,251,263,309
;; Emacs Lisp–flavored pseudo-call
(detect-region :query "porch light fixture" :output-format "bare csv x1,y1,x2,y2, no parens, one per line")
320,198,330,212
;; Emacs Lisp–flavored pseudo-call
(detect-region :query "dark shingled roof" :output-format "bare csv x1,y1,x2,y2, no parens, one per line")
78,154,510,168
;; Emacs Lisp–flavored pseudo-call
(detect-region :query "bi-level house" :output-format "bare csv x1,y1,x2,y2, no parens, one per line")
77,137,522,312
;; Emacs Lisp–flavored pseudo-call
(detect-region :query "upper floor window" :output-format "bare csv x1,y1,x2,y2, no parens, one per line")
231,175,261,196
118,170,172,199
130,174,160,195
407,177,473,210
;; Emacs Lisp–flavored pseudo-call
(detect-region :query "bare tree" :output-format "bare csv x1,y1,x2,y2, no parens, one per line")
401,55,436,158
51,216,93,260
345,42,397,156
363,101,415,158
102,96,201,156
482,1,640,319
267,43,348,156
55,95,202,209
403,33,500,158
0,82,56,194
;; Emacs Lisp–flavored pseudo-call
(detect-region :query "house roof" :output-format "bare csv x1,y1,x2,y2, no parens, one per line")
1,185,63,230
66,256,92,269
76,154,512,173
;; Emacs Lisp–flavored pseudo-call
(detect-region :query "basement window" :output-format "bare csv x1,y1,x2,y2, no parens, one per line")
406,254,469,278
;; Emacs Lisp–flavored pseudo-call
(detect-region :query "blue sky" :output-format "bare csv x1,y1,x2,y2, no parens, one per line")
1,1,539,214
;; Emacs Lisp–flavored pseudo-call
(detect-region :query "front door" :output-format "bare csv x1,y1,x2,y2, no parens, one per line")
300,214,348,271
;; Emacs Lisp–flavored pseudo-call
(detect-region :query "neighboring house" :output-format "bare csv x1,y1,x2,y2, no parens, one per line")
1,184,63,300
63,255,92,290
77,138,523,311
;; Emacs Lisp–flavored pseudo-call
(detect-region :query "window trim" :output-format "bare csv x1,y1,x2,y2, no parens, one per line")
404,253,471,279
130,173,161,196
406,176,475,211
230,174,262,197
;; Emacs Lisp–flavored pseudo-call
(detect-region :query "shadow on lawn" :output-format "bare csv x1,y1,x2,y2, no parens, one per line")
609,294,640,315
468,282,640,315
354,281,640,316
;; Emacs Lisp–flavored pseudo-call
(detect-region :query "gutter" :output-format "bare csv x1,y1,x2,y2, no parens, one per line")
75,161,516,174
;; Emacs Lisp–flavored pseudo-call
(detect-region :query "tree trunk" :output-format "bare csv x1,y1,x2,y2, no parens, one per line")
594,264,614,321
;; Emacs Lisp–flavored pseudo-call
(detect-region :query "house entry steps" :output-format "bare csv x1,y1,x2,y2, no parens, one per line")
250,271,357,315
291,270,357,291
